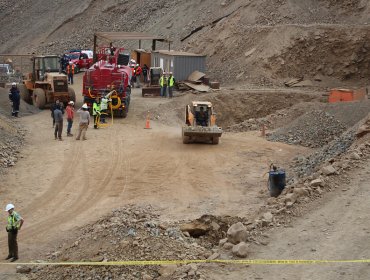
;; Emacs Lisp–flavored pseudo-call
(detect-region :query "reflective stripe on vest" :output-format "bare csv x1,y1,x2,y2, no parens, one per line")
67,64,75,74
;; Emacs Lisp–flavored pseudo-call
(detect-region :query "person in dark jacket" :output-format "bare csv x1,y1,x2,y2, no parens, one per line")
51,100,64,127
54,105,64,141
142,64,149,84
8,83,20,117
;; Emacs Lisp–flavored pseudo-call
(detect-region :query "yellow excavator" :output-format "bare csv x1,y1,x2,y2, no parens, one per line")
182,101,223,144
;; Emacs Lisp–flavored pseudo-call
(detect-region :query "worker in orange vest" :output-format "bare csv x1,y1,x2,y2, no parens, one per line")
66,61,75,85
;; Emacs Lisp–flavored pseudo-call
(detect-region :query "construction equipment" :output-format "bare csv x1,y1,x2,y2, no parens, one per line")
142,67,163,97
82,48,132,118
20,55,75,109
182,101,223,144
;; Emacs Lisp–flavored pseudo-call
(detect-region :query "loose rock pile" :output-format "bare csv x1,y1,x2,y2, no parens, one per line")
267,110,347,148
0,115,25,174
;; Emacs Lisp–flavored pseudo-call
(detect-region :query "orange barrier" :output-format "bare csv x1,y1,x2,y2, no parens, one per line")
328,88,367,103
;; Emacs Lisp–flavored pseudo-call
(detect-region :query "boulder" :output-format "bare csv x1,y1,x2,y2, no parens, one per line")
227,222,248,244
351,152,361,160
310,179,324,187
158,265,177,277
16,265,31,274
321,165,337,176
232,242,249,258
223,242,234,250
284,193,297,204
293,187,309,197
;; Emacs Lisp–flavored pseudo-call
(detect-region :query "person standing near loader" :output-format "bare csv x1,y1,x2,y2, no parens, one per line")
66,101,74,137
54,104,63,140
66,61,75,85
76,103,90,140
167,72,175,99
8,83,20,117
100,96,109,124
5,203,24,262
159,73,167,98
93,97,101,129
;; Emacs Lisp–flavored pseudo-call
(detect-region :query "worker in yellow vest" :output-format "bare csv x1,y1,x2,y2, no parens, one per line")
159,73,167,98
168,72,175,98
5,203,24,262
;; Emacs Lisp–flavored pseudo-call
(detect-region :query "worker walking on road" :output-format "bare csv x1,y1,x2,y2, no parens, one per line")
51,100,64,128
135,64,142,88
93,97,101,129
54,104,63,140
159,73,167,98
66,101,74,137
168,72,175,99
76,103,90,140
8,83,20,117
5,204,24,262
66,61,75,85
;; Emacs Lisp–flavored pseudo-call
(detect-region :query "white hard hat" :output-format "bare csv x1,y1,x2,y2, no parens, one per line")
82,103,88,109
68,101,74,105
69,61,73,65
11,82,16,86
5,204,14,212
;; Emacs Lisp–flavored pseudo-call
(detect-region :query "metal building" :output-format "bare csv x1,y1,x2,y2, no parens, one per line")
151,50,206,81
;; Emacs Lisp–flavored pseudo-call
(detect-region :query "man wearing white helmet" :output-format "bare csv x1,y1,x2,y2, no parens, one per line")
76,103,90,140
9,82,20,117
5,203,24,262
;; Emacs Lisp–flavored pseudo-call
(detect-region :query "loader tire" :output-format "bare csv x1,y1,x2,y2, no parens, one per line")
183,135,190,144
212,137,219,145
18,84,31,104
33,88,46,109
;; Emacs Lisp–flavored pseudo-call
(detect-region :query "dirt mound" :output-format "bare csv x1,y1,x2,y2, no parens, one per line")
28,206,246,280
151,89,317,128
0,87,40,117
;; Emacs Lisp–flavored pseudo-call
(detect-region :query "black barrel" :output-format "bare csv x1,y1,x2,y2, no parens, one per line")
268,170,286,197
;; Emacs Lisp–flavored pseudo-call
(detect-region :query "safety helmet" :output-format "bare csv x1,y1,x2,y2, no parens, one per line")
68,101,74,105
82,103,88,109
69,61,73,65
5,204,14,212
11,82,16,86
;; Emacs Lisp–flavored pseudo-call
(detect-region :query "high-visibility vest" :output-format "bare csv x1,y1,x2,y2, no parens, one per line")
67,64,75,75
159,76,167,87
93,102,100,115
7,211,20,231
168,76,175,87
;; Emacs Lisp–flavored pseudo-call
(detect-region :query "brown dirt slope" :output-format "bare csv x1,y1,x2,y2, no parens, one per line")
0,0,369,86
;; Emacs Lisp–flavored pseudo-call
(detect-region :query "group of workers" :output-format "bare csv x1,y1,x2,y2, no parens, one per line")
130,63,149,88
159,72,176,98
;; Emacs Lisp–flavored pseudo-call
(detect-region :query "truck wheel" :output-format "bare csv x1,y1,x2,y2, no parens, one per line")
183,135,190,144
212,137,219,145
18,84,31,104
121,106,128,118
68,87,76,102
33,88,46,109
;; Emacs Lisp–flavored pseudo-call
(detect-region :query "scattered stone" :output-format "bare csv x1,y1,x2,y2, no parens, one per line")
207,252,220,260
232,242,249,258
16,265,32,274
158,265,177,277
223,242,234,250
310,179,324,187
321,165,337,176
227,222,248,244
284,193,298,204
351,152,361,160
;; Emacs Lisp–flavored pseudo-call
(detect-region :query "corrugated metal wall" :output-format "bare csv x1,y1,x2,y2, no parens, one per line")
174,56,206,81
151,53,206,81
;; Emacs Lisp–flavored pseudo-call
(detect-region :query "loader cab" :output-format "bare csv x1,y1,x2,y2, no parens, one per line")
191,101,215,127
32,55,60,81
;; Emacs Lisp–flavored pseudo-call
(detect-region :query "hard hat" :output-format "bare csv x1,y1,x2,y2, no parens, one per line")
82,103,88,109
68,101,74,105
69,61,73,65
5,204,14,212
11,82,16,86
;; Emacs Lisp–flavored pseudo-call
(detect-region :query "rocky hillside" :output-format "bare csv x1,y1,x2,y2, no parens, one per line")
1,0,369,86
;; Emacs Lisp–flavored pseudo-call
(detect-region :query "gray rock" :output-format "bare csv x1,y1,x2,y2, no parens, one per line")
16,265,32,274
284,193,298,204
321,165,337,175
223,242,234,250
232,242,249,258
158,265,177,277
351,152,361,160
227,222,248,244
310,179,324,187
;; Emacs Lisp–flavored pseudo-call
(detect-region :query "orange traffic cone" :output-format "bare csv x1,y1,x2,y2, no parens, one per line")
144,112,151,129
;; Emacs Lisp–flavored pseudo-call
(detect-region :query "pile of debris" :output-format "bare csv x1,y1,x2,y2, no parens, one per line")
0,114,25,174
267,110,347,148
27,206,245,280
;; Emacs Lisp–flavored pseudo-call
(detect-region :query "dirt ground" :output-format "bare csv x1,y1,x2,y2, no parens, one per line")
0,74,309,273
